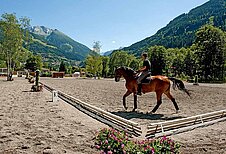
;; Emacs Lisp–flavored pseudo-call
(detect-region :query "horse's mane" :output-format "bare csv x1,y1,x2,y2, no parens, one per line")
119,66,137,76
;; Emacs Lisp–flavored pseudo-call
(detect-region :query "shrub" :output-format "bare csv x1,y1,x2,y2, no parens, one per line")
94,128,180,154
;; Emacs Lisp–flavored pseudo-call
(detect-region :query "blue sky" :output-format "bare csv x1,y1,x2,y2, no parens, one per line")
1,0,208,53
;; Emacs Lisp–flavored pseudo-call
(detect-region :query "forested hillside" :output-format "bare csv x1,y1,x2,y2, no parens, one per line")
122,0,226,55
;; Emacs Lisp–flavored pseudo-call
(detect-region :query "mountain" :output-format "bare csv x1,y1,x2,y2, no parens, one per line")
28,26,96,65
102,50,113,56
122,0,226,56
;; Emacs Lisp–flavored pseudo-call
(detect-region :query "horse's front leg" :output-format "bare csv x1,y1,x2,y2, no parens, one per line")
123,90,132,110
132,93,137,112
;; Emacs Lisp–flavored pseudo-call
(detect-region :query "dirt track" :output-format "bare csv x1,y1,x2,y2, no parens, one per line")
0,77,226,153
41,77,226,154
41,78,226,123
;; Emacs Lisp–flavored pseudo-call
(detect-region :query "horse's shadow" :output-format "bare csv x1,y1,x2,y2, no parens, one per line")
111,111,185,121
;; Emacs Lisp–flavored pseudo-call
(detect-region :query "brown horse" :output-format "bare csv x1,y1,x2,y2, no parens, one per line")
114,66,190,113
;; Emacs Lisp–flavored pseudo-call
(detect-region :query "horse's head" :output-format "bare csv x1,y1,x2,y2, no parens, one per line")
115,67,137,82
114,67,124,82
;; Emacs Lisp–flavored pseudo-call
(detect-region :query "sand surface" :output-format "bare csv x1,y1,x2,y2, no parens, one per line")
0,77,226,153
0,77,105,154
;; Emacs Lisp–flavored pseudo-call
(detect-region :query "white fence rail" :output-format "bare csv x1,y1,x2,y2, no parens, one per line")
146,109,226,138
40,82,142,137
40,82,226,139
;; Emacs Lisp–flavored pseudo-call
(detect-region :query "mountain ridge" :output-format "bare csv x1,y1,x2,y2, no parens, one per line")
121,0,226,55
27,26,96,65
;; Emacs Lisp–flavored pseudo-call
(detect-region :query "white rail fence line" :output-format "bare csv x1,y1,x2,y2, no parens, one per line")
40,82,142,137
146,110,226,138
40,82,226,139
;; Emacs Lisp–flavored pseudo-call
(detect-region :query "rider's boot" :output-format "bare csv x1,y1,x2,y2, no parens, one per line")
137,84,142,95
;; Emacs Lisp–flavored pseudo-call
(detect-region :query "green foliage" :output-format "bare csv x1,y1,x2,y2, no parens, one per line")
183,49,196,77
41,71,52,77
147,46,166,75
101,56,110,78
0,13,26,80
25,54,43,71
108,50,138,75
95,128,181,154
194,25,226,81
59,61,66,72
85,55,103,77
128,58,140,71
60,43,73,52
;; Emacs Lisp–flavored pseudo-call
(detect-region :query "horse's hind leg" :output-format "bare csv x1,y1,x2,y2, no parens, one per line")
123,90,132,110
151,91,163,113
164,91,179,112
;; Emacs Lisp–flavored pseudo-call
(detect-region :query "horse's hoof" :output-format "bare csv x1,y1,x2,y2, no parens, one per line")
132,108,137,112
124,107,128,110
176,110,180,114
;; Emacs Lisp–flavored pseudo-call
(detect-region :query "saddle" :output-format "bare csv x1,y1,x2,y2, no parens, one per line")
135,72,152,84
141,77,152,84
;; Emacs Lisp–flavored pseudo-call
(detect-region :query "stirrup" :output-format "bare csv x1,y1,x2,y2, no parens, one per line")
137,91,142,96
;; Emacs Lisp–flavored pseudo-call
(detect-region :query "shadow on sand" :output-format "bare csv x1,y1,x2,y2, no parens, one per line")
111,111,185,121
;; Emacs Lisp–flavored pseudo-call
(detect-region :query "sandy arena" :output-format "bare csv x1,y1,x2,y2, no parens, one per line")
0,77,226,153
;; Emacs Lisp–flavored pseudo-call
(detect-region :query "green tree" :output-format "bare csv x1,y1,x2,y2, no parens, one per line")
165,48,176,76
59,61,66,73
14,48,32,71
101,56,109,78
72,66,80,72
0,13,29,81
85,55,103,78
172,48,186,77
0,13,25,80
148,46,166,75
183,48,196,77
109,50,131,75
194,25,226,81
25,54,43,72
128,57,140,71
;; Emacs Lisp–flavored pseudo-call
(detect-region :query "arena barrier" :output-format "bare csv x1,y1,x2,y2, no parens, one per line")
40,82,142,137
146,109,226,138
40,82,226,139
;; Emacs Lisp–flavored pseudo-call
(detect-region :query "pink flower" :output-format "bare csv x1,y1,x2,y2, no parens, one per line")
100,150,105,154
162,136,167,140
107,151,113,154
105,140,108,144
121,144,125,149
95,145,100,149
151,148,155,154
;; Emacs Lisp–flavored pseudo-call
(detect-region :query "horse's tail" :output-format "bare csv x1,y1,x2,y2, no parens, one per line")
168,77,191,97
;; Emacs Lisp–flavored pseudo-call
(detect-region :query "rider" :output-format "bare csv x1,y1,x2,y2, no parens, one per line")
136,52,151,95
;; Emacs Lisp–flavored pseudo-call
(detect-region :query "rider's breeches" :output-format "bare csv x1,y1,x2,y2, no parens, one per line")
137,71,150,84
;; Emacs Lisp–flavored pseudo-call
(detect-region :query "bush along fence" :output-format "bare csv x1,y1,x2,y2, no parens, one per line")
94,128,180,154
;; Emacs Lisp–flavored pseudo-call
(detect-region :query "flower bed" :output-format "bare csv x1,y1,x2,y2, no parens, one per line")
95,128,180,154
